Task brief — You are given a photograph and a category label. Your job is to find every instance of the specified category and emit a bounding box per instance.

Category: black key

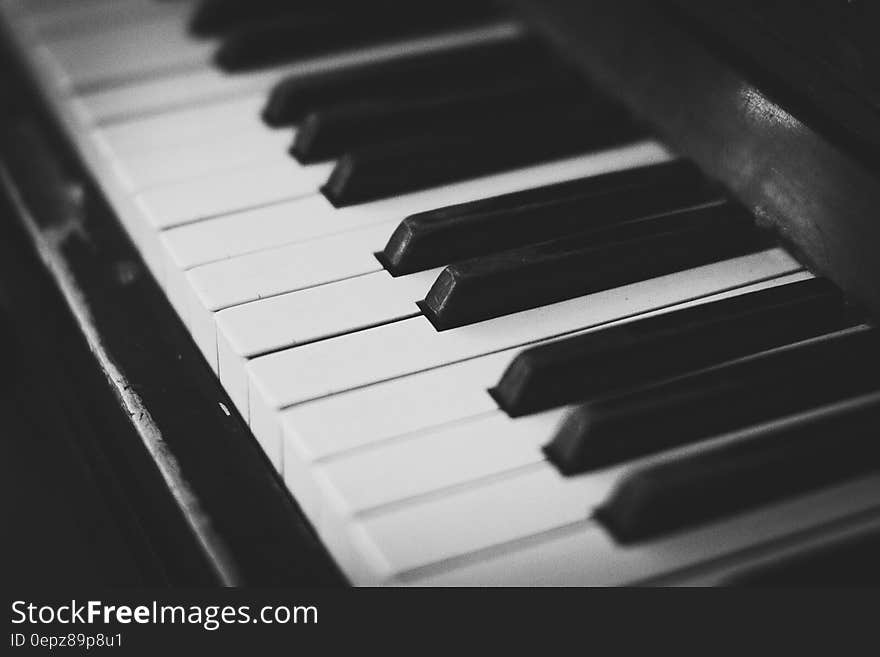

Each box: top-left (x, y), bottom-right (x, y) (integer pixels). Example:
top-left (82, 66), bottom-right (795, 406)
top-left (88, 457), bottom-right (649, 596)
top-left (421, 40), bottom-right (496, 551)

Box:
top-left (492, 278), bottom-right (860, 417)
top-left (546, 327), bottom-right (880, 475)
top-left (726, 529), bottom-right (880, 586)
top-left (420, 203), bottom-right (768, 330)
top-left (189, 0), bottom-right (340, 36)
top-left (380, 161), bottom-right (722, 276)
top-left (262, 39), bottom-right (564, 127)
top-left (322, 103), bottom-right (642, 206)
top-left (215, 2), bottom-right (506, 72)
top-left (291, 80), bottom-right (586, 163)
top-left (593, 383), bottom-right (880, 544)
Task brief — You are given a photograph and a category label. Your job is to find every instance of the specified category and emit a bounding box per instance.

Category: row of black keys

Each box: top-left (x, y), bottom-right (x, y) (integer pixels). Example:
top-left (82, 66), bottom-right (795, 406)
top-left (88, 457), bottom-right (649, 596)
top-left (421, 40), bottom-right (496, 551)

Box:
top-left (184, 0), bottom-right (649, 205)
top-left (491, 270), bottom-right (880, 548)
top-left (191, 0), bottom-right (792, 333)
top-left (181, 3), bottom-right (789, 333)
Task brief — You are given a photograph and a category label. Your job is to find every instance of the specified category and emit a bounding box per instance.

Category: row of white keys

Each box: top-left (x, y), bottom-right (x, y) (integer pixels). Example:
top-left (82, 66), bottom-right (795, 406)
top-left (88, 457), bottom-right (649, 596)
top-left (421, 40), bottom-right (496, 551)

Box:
top-left (277, 273), bottom-right (813, 571)
top-left (349, 395), bottom-right (880, 585)
top-left (404, 475), bottom-right (880, 587)
top-left (247, 249), bottom-right (803, 470)
top-left (172, 144), bottom-right (674, 365)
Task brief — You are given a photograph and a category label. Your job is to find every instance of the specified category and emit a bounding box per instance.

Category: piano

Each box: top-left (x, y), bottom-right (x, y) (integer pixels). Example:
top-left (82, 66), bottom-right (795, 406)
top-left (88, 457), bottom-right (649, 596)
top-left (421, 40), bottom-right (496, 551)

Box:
top-left (1, 0), bottom-right (878, 586)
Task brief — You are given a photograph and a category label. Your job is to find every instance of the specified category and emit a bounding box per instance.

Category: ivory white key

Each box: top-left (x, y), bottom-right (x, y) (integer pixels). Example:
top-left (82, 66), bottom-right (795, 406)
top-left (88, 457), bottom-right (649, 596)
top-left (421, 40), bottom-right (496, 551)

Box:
top-left (134, 157), bottom-right (334, 230)
top-left (69, 23), bottom-right (525, 125)
top-left (345, 464), bottom-right (612, 582)
top-left (403, 476), bottom-right (880, 587)
top-left (215, 268), bottom-right (439, 415)
top-left (283, 352), bottom-right (510, 461)
top-left (315, 410), bottom-right (563, 519)
top-left (111, 128), bottom-right (295, 191)
top-left (162, 143), bottom-right (673, 272)
top-left (71, 67), bottom-right (285, 126)
top-left (281, 352), bottom-right (511, 518)
top-left (92, 94), bottom-right (271, 160)
top-left (180, 222), bottom-right (395, 367)
top-left (248, 249), bottom-right (803, 468)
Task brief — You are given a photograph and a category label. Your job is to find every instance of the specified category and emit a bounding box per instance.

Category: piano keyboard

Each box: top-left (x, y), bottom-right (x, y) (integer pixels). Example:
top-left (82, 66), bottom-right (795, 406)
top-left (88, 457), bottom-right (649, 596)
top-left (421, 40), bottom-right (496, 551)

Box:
top-left (3, 0), bottom-right (880, 586)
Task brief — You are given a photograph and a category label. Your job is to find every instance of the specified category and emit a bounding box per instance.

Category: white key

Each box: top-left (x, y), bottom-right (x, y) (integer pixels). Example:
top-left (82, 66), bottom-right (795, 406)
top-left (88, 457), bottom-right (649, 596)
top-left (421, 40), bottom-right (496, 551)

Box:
top-left (70, 23), bottom-right (525, 125)
top-left (188, 221), bottom-right (393, 314)
top-left (247, 249), bottom-right (802, 468)
top-left (403, 476), bottom-right (880, 587)
top-left (182, 222), bottom-right (395, 368)
top-left (317, 410), bottom-right (563, 517)
top-left (72, 67), bottom-right (283, 126)
top-left (314, 412), bottom-right (568, 564)
top-left (283, 351), bottom-right (511, 461)
top-left (348, 464), bottom-right (611, 582)
top-left (38, 14), bottom-right (212, 90)
top-left (134, 158), bottom-right (334, 230)
top-left (110, 129), bottom-right (294, 191)
top-left (281, 352), bottom-right (511, 518)
top-left (215, 268), bottom-right (438, 415)
top-left (162, 143), bottom-right (673, 271)
top-left (92, 94), bottom-right (270, 160)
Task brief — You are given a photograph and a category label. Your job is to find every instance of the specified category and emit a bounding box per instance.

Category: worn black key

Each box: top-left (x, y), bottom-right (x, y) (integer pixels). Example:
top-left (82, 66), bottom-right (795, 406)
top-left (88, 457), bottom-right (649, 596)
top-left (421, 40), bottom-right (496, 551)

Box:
top-left (380, 161), bottom-right (723, 276)
top-left (322, 103), bottom-right (642, 206)
top-left (594, 384), bottom-right (880, 544)
top-left (421, 203), bottom-right (769, 330)
top-left (492, 277), bottom-right (860, 417)
top-left (726, 529), bottom-right (880, 586)
top-left (547, 327), bottom-right (880, 475)
top-left (215, 1), bottom-right (506, 72)
top-left (291, 80), bottom-right (585, 163)
top-left (189, 0), bottom-right (339, 36)
top-left (262, 38), bottom-right (563, 127)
